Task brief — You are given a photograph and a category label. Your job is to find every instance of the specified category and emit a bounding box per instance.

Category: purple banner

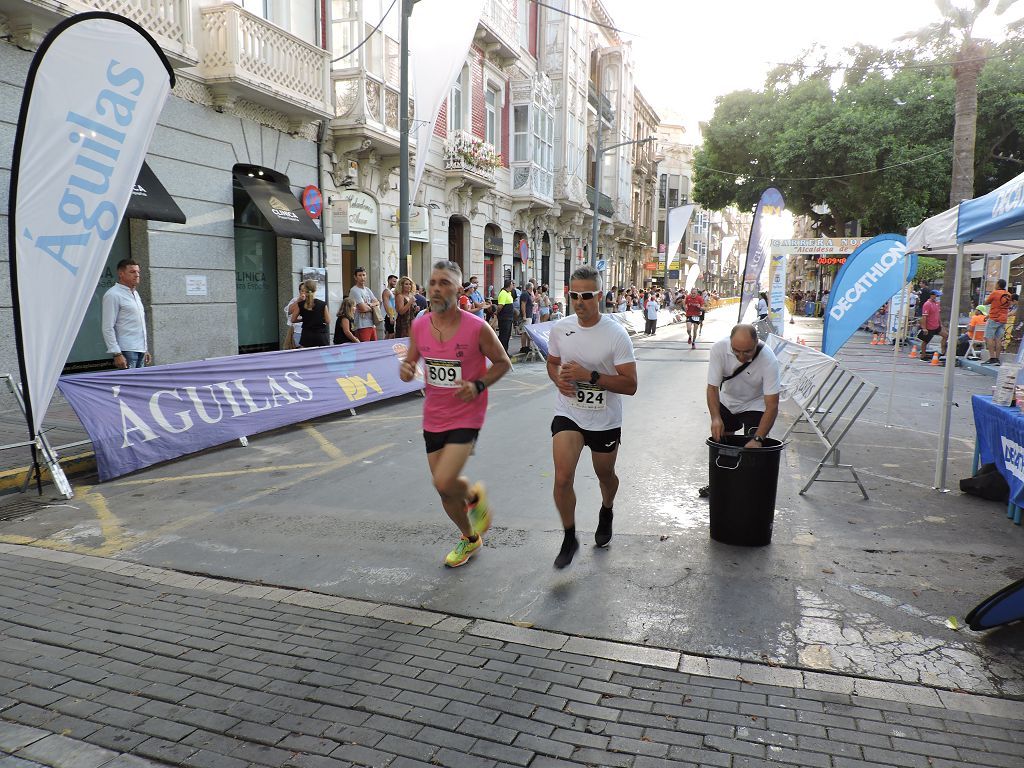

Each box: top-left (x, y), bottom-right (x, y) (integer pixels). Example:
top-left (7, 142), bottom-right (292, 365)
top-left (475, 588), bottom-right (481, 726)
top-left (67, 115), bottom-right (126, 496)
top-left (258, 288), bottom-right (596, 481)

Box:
top-left (57, 340), bottom-right (424, 481)
top-left (739, 187), bottom-right (785, 321)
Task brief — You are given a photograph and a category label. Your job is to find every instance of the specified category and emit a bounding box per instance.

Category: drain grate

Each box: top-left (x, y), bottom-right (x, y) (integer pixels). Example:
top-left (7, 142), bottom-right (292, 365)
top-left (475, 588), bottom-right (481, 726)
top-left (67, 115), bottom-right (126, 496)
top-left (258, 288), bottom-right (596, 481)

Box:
top-left (0, 493), bottom-right (63, 523)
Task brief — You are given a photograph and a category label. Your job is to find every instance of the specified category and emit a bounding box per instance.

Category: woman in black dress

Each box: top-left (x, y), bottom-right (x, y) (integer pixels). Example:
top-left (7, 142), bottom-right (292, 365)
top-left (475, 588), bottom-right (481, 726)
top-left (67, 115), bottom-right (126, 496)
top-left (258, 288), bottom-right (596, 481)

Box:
top-left (334, 298), bottom-right (360, 344)
top-left (289, 279), bottom-right (331, 347)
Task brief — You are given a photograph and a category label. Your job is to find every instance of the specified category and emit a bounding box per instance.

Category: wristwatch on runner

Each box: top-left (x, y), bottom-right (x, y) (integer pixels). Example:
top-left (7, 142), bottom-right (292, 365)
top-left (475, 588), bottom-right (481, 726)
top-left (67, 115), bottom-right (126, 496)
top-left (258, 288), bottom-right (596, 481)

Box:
top-left (474, 380), bottom-right (486, 395)
top-left (589, 370), bottom-right (600, 385)
top-left (752, 435), bottom-right (765, 444)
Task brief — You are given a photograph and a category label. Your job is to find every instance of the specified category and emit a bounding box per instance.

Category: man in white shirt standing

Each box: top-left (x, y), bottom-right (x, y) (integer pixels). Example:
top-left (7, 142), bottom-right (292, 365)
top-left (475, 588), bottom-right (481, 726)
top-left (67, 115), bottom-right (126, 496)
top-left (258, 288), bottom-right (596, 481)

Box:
top-left (546, 265), bottom-right (638, 568)
top-left (101, 259), bottom-right (150, 369)
top-left (698, 323), bottom-right (781, 497)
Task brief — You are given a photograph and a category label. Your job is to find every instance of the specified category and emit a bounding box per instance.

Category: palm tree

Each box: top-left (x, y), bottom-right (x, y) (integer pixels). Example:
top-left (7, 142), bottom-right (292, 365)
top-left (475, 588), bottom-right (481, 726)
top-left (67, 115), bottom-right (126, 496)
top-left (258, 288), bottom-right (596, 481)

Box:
top-left (902, 0), bottom-right (1020, 316)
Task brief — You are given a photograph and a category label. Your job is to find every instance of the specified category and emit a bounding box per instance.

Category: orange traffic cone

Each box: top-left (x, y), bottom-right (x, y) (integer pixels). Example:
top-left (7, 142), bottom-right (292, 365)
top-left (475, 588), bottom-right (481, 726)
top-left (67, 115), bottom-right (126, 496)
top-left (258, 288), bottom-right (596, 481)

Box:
top-left (930, 351), bottom-right (940, 366)
top-left (909, 345), bottom-right (919, 359)
top-left (871, 334), bottom-right (880, 345)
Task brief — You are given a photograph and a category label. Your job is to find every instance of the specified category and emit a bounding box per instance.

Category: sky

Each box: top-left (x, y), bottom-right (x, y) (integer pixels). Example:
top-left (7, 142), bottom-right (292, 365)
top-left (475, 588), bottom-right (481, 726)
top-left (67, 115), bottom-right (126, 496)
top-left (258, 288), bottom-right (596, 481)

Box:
top-left (598, 0), bottom-right (1024, 139)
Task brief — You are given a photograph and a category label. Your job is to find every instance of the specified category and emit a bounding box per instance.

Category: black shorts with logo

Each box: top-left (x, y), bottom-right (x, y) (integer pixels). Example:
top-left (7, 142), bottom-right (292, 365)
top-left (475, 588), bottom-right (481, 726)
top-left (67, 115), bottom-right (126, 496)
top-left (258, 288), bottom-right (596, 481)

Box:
top-left (423, 428), bottom-right (479, 454)
top-left (551, 415), bottom-right (621, 454)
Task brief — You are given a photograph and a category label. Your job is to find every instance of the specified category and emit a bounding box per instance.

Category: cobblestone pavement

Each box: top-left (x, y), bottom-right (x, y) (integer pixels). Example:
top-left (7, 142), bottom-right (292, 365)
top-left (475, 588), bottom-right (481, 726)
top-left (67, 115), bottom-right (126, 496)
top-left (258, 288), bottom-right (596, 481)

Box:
top-left (1, 543), bottom-right (1022, 768)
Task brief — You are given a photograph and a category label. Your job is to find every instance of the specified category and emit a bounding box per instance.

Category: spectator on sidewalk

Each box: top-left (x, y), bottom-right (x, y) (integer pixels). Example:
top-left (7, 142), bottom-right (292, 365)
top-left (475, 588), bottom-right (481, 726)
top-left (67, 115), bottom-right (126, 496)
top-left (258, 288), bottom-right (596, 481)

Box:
top-left (381, 274), bottom-right (398, 339)
top-left (394, 277), bottom-right (417, 339)
top-left (496, 278), bottom-right (516, 352)
top-left (349, 266), bottom-right (380, 342)
top-left (519, 282), bottom-right (536, 353)
top-left (917, 291), bottom-right (948, 360)
top-left (644, 293), bottom-right (659, 336)
top-left (334, 298), bottom-right (360, 344)
top-left (102, 259), bottom-right (150, 369)
top-left (283, 280), bottom-right (305, 350)
top-left (983, 279), bottom-right (1013, 366)
top-left (290, 279), bottom-right (331, 348)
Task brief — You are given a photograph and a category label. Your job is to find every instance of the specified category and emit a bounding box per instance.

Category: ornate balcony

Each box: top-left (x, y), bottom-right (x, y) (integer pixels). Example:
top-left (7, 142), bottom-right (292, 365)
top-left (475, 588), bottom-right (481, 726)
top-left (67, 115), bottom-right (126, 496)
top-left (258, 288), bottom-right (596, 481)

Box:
top-left (476, 0), bottom-right (519, 66)
top-left (0, 0), bottom-right (196, 65)
top-left (510, 162), bottom-right (553, 206)
top-left (331, 72), bottom-right (413, 164)
top-left (198, 3), bottom-right (331, 128)
top-left (444, 130), bottom-right (498, 189)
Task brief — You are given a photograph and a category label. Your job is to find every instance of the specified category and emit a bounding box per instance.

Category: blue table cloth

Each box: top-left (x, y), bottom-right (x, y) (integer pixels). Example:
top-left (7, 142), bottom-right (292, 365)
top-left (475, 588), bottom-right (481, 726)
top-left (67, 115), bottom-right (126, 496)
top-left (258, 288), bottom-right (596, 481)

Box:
top-left (973, 394), bottom-right (1024, 506)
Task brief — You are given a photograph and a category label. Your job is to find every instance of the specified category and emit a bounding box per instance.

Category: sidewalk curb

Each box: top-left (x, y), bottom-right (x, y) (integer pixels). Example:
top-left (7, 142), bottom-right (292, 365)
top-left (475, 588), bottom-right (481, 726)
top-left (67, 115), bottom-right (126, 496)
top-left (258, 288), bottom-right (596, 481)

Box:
top-left (1, 540), bottom-right (1021, 722)
top-left (0, 451), bottom-right (95, 493)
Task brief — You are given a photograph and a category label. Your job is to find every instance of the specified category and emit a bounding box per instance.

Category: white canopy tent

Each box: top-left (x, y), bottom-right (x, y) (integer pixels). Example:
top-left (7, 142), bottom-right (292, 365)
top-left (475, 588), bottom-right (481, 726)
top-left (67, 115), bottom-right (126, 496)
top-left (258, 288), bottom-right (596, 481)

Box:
top-left (906, 171), bottom-right (1024, 490)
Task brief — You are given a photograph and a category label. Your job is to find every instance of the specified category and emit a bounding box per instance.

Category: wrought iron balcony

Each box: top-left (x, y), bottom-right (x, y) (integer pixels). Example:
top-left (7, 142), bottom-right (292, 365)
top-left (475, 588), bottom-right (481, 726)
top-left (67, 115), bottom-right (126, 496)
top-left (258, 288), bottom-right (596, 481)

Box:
top-left (332, 72), bottom-right (413, 158)
top-left (444, 130), bottom-right (498, 187)
top-left (587, 185), bottom-right (615, 217)
top-left (0, 0), bottom-right (197, 65)
top-left (198, 3), bottom-right (331, 125)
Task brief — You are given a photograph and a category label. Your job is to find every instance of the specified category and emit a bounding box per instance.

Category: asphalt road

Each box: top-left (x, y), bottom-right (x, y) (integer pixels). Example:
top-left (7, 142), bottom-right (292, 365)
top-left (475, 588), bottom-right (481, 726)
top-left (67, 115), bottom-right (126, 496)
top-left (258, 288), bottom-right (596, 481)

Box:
top-left (2, 306), bottom-right (1023, 698)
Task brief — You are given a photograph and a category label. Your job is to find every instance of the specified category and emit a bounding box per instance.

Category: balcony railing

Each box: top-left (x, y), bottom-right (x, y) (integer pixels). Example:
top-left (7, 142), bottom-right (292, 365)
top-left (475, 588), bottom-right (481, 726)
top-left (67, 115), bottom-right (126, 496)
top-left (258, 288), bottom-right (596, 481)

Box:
top-left (333, 73), bottom-right (410, 135)
top-left (478, 0), bottom-right (519, 62)
top-left (199, 3), bottom-right (331, 118)
top-left (444, 131), bottom-right (498, 183)
top-left (7, 0), bottom-right (196, 65)
top-left (587, 185), bottom-right (615, 217)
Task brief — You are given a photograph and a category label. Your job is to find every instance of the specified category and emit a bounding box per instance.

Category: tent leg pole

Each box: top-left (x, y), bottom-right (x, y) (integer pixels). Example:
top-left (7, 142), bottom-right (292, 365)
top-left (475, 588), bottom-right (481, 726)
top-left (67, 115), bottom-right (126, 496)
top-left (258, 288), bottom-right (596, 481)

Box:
top-left (885, 253), bottom-right (912, 426)
top-left (935, 244), bottom-right (964, 491)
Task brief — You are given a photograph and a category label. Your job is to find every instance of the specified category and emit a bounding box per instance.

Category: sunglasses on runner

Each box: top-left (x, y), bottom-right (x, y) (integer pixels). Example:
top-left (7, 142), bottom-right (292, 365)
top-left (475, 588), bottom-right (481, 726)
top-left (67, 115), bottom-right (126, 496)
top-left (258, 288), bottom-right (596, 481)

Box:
top-left (568, 291), bottom-right (598, 301)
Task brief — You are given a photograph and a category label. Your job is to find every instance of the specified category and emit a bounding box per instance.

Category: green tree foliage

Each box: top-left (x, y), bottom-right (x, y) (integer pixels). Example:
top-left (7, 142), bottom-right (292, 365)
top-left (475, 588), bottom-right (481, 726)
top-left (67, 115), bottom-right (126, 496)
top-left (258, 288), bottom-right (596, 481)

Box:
top-left (693, 41), bottom-right (1024, 235)
top-left (915, 256), bottom-right (947, 284)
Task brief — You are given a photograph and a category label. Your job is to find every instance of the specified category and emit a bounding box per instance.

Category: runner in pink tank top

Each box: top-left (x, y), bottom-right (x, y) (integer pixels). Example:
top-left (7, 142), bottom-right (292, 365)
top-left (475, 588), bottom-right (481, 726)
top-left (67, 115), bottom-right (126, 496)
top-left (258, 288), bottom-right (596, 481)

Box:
top-left (399, 260), bottom-right (512, 568)
top-left (413, 310), bottom-right (489, 432)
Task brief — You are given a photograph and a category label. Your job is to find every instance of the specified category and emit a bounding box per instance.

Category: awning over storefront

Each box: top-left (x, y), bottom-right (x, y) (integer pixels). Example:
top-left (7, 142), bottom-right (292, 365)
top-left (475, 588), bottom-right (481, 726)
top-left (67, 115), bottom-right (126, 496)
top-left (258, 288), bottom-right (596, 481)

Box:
top-left (233, 165), bottom-right (324, 242)
top-left (126, 161), bottom-right (186, 224)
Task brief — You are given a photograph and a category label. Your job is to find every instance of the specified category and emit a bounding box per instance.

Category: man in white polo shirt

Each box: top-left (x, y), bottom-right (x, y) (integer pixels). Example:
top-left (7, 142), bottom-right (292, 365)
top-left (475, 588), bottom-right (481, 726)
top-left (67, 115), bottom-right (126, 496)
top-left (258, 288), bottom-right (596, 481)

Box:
top-left (698, 323), bottom-right (781, 498)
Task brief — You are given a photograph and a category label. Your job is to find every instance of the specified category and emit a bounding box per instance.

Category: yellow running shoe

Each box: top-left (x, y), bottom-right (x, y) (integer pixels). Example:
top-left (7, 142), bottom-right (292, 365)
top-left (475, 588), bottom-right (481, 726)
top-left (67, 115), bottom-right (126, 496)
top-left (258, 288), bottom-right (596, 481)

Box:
top-left (467, 482), bottom-right (492, 536)
top-left (444, 535), bottom-right (482, 567)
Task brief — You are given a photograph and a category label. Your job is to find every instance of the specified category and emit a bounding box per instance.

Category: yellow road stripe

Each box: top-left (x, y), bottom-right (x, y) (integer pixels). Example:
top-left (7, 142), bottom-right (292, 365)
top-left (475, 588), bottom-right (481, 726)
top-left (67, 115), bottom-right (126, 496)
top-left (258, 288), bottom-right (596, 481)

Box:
top-left (111, 462), bottom-right (325, 486)
top-left (303, 424), bottom-right (346, 461)
top-left (0, 443), bottom-right (393, 558)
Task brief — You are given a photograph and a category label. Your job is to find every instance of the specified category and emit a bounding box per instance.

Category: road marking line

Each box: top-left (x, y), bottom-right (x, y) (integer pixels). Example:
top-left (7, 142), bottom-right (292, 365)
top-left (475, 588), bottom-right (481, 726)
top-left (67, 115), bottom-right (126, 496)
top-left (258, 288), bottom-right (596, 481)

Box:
top-left (110, 462), bottom-right (326, 485)
top-left (303, 424), bottom-right (346, 461)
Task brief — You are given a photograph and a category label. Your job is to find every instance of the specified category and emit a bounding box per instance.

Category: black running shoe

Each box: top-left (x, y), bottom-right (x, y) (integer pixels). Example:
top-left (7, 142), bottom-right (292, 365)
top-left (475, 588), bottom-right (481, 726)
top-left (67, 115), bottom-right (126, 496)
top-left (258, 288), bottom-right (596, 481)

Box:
top-left (698, 485), bottom-right (710, 498)
top-left (554, 535), bottom-right (579, 569)
top-left (595, 506), bottom-right (613, 547)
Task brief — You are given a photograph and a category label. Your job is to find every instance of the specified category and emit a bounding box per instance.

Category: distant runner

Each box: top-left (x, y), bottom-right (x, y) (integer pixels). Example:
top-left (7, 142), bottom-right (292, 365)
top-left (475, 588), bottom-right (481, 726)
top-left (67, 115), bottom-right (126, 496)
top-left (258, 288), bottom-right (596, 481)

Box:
top-left (547, 265), bottom-right (638, 568)
top-left (400, 260), bottom-right (512, 567)
top-left (684, 288), bottom-right (705, 350)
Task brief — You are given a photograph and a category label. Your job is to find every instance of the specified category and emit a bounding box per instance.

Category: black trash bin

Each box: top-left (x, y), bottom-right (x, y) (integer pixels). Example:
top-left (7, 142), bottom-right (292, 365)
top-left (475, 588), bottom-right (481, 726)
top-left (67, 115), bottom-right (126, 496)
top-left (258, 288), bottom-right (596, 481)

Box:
top-left (705, 435), bottom-right (786, 546)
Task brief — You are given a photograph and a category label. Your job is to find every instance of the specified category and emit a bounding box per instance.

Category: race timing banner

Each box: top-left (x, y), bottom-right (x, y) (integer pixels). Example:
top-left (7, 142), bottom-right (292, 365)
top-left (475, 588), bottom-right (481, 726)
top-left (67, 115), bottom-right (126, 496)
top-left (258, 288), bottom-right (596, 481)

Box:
top-left (821, 234), bottom-right (916, 357)
top-left (8, 13), bottom-right (174, 437)
top-left (58, 341), bottom-right (424, 481)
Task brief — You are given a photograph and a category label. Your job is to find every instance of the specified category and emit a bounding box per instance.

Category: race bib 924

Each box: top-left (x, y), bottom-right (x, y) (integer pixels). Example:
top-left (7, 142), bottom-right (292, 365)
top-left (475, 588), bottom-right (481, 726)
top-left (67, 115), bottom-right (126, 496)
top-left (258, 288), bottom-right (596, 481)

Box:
top-left (573, 382), bottom-right (606, 410)
top-left (425, 358), bottom-right (462, 388)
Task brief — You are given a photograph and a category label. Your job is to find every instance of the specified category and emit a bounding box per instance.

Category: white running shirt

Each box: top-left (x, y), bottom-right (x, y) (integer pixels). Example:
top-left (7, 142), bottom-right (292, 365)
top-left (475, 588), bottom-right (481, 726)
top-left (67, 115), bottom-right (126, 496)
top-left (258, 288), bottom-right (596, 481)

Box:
top-left (548, 314), bottom-right (635, 430)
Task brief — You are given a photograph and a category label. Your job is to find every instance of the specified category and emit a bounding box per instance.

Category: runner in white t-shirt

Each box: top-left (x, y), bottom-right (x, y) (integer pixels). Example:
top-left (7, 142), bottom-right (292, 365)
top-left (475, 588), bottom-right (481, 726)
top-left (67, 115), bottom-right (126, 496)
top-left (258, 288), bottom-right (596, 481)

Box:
top-left (546, 265), bottom-right (638, 568)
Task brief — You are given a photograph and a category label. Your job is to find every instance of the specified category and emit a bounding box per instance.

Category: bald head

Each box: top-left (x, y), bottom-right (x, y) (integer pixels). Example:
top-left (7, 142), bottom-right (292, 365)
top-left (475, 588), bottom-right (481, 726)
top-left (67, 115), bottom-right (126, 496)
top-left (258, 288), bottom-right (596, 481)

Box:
top-left (731, 324), bottom-right (758, 343)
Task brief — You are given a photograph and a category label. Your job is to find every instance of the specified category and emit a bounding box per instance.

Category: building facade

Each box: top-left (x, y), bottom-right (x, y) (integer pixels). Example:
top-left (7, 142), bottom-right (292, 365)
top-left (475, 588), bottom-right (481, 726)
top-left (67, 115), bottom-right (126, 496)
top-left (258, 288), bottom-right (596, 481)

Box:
top-left (0, 0), bottom-right (660, 381)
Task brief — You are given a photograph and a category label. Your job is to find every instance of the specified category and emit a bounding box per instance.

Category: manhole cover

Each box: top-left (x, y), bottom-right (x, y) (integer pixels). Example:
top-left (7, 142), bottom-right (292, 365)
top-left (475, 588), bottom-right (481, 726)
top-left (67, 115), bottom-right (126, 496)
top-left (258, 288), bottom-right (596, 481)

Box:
top-left (0, 493), bottom-right (63, 523)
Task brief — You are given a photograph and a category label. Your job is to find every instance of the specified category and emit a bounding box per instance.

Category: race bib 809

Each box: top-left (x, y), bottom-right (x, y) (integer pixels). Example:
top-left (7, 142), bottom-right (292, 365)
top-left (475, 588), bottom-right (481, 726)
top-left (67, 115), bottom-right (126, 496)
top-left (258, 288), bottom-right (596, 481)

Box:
top-left (425, 358), bottom-right (462, 388)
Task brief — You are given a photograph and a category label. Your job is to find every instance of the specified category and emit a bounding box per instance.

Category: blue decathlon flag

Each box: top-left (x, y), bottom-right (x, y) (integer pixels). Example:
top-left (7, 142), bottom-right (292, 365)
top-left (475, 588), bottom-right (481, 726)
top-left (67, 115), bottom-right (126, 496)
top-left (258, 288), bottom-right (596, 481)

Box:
top-left (821, 234), bottom-right (916, 357)
top-left (956, 171), bottom-right (1024, 244)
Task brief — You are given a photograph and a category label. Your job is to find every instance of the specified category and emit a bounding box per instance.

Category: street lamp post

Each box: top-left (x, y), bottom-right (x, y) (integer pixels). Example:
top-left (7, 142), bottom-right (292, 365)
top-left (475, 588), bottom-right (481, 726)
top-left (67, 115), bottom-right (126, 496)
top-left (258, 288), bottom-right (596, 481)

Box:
top-left (589, 135), bottom-right (655, 270)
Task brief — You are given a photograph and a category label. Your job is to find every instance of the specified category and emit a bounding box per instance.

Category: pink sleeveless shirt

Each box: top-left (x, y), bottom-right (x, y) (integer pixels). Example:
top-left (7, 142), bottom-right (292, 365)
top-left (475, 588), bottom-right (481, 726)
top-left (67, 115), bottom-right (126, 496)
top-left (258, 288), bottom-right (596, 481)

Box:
top-left (412, 311), bottom-right (489, 432)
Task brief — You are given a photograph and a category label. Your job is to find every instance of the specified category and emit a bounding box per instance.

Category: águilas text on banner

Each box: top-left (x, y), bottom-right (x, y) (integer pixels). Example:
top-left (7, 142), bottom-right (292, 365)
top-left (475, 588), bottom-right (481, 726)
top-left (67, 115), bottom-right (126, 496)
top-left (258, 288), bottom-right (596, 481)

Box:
top-left (9, 12), bottom-right (175, 438)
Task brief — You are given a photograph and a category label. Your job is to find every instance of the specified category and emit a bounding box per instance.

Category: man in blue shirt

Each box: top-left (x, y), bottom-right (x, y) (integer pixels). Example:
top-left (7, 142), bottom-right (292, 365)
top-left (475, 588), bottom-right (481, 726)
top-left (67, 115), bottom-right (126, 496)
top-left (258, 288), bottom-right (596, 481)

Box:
top-left (468, 275), bottom-right (488, 318)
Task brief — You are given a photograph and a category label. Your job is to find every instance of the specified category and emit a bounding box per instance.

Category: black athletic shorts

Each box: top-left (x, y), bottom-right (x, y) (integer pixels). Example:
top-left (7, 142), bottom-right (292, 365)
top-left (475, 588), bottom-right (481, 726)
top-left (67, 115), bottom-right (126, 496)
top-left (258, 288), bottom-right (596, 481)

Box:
top-left (423, 428), bottom-right (479, 454)
top-left (551, 415), bottom-right (621, 454)
top-left (719, 404), bottom-right (762, 435)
